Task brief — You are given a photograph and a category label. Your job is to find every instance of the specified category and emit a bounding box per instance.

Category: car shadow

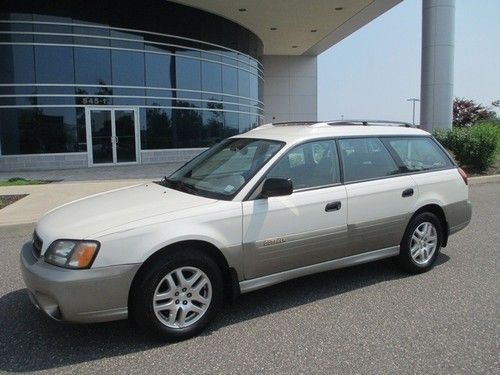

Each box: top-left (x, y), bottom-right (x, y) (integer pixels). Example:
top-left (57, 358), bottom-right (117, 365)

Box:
top-left (0, 253), bottom-right (449, 372)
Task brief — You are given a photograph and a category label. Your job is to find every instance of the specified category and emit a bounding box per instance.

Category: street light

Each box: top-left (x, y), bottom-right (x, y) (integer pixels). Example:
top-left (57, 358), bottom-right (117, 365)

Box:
top-left (407, 98), bottom-right (420, 126)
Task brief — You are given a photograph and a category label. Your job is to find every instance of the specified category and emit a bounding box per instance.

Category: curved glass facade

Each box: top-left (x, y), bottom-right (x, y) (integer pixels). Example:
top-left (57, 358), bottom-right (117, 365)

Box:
top-left (0, 1), bottom-right (264, 156)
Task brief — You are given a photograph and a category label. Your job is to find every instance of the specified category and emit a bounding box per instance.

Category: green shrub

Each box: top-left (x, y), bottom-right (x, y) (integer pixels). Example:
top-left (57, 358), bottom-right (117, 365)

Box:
top-left (433, 122), bottom-right (500, 172)
top-left (7, 177), bottom-right (29, 183)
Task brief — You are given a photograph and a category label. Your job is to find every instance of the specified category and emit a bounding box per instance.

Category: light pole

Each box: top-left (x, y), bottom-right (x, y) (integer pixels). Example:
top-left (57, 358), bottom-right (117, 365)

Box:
top-left (407, 98), bottom-right (420, 126)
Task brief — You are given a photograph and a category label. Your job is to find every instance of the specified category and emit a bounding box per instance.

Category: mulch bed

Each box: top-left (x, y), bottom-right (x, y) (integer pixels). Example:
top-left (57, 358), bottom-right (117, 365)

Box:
top-left (0, 194), bottom-right (28, 210)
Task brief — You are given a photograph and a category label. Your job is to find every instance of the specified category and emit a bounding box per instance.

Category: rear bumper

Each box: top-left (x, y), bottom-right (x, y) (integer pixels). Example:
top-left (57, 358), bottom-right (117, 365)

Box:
top-left (20, 242), bottom-right (141, 323)
top-left (447, 200), bottom-right (472, 235)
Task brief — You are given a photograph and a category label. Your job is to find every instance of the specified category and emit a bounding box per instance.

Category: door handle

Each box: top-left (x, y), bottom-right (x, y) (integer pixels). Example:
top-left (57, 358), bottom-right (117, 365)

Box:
top-left (402, 188), bottom-right (414, 197)
top-left (325, 201), bottom-right (341, 212)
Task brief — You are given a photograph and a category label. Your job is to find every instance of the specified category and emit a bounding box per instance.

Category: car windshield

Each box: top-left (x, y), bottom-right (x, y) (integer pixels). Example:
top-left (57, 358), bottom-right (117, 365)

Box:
top-left (159, 138), bottom-right (284, 200)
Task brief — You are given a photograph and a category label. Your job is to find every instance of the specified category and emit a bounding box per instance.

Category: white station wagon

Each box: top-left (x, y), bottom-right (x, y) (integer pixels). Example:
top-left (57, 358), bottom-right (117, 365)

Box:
top-left (21, 120), bottom-right (472, 341)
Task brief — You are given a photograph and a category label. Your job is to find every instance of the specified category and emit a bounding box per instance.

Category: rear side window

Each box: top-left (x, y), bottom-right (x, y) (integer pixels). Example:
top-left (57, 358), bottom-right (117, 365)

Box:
top-left (339, 138), bottom-right (399, 182)
top-left (386, 137), bottom-right (452, 172)
top-left (267, 140), bottom-right (340, 189)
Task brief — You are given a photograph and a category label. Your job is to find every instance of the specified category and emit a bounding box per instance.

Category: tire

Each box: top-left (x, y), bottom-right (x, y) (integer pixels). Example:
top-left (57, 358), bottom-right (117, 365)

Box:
top-left (398, 212), bottom-right (443, 274)
top-left (130, 247), bottom-right (223, 341)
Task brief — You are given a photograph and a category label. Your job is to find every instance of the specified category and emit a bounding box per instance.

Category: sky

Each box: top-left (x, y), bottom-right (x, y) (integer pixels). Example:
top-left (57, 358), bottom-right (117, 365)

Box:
top-left (317, 0), bottom-right (500, 123)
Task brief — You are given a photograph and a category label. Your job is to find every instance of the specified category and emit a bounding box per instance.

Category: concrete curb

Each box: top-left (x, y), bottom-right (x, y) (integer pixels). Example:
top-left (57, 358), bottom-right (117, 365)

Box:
top-left (469, 174), bottom-right (500, 185)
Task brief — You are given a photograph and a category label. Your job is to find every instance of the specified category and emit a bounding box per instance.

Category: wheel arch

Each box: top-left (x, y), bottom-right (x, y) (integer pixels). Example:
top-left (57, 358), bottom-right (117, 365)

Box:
top-left (409, 204), bottom-right (449, 247)
top-left (128, 240), bottom-right (240, 311)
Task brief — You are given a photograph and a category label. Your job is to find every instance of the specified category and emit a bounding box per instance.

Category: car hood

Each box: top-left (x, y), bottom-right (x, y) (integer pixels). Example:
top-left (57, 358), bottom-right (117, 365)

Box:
top-left (36, 182), bottom-right (218, 240)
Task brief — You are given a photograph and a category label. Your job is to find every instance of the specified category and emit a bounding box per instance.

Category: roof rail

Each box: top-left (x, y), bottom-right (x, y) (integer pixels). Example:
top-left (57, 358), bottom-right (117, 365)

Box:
top-left (271, 121), bottom-right (319, 126)
top-left (327, 120), bottom-right (416, 128)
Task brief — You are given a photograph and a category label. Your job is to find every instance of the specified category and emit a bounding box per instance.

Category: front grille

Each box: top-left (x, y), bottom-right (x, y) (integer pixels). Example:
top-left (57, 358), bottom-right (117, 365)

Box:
top-left (32, 231), bottom-right (43, 258)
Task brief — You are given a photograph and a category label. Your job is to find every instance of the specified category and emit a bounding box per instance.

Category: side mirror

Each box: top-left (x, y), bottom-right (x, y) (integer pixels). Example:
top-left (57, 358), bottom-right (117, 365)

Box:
top-left (260, 178), bottom-right (293, 198)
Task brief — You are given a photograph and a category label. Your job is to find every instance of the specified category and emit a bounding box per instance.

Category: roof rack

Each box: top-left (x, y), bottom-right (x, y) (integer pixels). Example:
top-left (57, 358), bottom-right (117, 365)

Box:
top-left (326, 120), bottom-right (416, 128)
top-left (268, 120), bottom-right (417, 128)
top-left (271, 121), bottom-right (319, 126)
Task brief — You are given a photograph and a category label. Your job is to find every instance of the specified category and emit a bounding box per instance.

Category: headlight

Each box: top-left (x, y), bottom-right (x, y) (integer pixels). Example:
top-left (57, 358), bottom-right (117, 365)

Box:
top-left (44, 240), bottom-right (100, 269)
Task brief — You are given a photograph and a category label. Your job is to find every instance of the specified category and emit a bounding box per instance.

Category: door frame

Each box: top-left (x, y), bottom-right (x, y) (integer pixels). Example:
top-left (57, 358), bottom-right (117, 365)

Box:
top-left (85, 106), bottom-right (141, 167)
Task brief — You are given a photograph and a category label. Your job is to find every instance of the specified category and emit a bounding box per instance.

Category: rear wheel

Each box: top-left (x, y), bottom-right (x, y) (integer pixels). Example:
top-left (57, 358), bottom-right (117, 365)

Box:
top-left (130, 248), bottom-right (223, 341)
top-left (398, 212), bottom-right (443, 273)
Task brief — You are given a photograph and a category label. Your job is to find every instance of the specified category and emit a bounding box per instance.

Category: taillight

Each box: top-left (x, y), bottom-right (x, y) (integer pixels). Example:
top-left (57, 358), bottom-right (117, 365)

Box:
top-left (458, 167), bottom-right (468, 185)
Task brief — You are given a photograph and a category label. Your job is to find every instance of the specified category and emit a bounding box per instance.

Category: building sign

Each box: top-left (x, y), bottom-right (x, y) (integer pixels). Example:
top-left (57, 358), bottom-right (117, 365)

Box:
top-left (78, 97), bottom-right (109, 105)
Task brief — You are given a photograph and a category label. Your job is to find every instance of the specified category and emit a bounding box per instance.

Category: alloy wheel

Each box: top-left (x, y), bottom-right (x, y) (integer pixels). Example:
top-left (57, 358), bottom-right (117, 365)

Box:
top-left (152, 266), bottom-right (212, 328)
top-left (410, 221), bottom-right (438, 265)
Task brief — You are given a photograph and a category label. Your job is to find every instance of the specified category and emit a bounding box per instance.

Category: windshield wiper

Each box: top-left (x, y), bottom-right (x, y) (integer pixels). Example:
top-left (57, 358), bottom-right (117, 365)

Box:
top-left (160, 178), bottom-right (199, 195)
top-left (155, 176), bottom-right (173, 188)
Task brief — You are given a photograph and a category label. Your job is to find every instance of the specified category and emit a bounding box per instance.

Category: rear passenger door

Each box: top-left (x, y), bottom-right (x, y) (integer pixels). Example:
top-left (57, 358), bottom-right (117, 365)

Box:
top-left (338, 137), bottom-right (417, 255)
top-left (383, 136), bottom-right (465, 229)
top-left (242, 139), bottom-right (348, 279)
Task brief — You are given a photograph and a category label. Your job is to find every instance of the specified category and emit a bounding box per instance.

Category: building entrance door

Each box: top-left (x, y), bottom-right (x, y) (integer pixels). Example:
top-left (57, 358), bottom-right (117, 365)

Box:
top-left (85, 107), bottom-right (140, 166)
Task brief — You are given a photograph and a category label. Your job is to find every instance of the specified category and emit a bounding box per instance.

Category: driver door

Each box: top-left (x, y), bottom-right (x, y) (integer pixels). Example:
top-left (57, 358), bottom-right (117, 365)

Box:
top-left (241, 140), bottom-right (348, 279)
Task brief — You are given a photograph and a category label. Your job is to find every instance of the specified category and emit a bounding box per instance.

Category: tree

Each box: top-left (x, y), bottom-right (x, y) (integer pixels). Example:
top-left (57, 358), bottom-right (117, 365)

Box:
top-left (453, 98), bottom-right (496, 127)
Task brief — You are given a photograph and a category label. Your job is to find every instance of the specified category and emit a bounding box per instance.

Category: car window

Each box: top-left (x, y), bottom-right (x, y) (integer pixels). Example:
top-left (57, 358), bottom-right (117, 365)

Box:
top-left (339, 138), bottom-right (399, 182)
top-left (166, 138), bottom-right (283, 199)
top-left (386, 137), bottom-right (452, 171)
top-left (267, 140), bottom-right (340, 189)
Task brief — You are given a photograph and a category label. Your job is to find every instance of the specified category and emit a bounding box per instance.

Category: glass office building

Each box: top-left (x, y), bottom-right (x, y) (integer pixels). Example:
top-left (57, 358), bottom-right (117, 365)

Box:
top-left (0, 0), bottom-right (263, 169)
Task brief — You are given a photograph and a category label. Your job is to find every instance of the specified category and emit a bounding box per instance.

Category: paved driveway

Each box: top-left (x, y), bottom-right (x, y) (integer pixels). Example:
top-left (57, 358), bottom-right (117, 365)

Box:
top-left (0, 183), bottom-right (498, 374)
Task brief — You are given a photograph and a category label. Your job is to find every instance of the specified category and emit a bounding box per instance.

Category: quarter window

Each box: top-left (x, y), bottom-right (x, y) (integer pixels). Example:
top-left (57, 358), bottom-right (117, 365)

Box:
top-left (339, 138), bottom-right (399, 182)
top-left (267, 140), bottom-right (340, 189)
top-left (386, 137), bottom-right (452, 171)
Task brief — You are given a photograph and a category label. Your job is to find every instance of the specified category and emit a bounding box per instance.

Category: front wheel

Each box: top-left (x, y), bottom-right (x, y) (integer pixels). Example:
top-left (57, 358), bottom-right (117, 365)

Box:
top-left (130, 249), bottom-right (223, 341)
top-left (398, 212), bottom-right (443, 273)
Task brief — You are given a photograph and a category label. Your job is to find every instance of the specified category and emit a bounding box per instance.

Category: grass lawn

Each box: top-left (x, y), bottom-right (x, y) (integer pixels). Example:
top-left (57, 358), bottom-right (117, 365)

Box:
top-left (0, 194), bottom-right (28, 209)
top-left (0, 177), bottom-right (52, 187)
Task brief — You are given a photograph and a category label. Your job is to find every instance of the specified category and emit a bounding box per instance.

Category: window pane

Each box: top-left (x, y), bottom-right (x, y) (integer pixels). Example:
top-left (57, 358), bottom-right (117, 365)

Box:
top-left (222, 66), bottom-right (238, 95)
top-left (145, 52), bottom-right (173, 88)
top-left (238, 70), bottom-right (250, 99)
top-left (0, 45), bottom-right (35, 84)
top-left (201, 61), bottom-right (222, 93)
top-left (339, 138), bottom-right (399, 182)
top-left (387, 137), bottom-right (451, 171)
top-left (202, 108), bottom-right (223, 147)
top-left (142, 108), bottom-right (174, 149)
top-left (223, 112), bottom-right (239, 138)
top-left (172, 108), bottom-right (203, 148)
top-left (0, 107), bottom-right (77, 154)
top-left (249, 73), bottom-right (258, 100)
top-left (268, 140), bottom-right (340, 189)
top-left (74, 48), bottom-right (112, 86)
top-left (175, 56), bottom-right (201, 91)
top-left (238, 113), bottom-right (250, 133)
top-left (111, 50), bottom-right (145, 86)
top-left (35, 46), bottom-right (75, 84)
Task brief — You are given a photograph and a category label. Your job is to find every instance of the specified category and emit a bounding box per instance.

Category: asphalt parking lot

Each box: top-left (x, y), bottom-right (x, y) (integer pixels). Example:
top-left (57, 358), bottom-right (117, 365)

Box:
top-left (0, 183), bottom-right (498, 374)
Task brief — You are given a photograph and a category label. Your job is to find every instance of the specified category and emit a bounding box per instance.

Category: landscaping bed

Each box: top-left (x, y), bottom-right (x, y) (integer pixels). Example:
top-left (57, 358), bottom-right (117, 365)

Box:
top-left (0, 177), bottom-right (57, 187)
top-left (0, 194), bottom-right (28, 209)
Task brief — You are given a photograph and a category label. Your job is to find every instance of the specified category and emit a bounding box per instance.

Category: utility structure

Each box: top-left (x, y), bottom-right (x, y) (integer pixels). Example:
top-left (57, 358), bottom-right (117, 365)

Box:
top-left (407, 98), bottom-right (420, 126)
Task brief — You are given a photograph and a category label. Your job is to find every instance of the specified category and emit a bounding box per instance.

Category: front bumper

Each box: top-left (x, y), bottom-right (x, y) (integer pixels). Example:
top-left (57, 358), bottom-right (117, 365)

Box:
top-left (20, 242), bottom-right (141, 323)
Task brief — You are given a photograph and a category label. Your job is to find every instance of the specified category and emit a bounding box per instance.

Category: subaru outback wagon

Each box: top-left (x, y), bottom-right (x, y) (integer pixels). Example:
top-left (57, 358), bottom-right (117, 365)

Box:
top-left (21, 121), bottom-right (472, 341)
